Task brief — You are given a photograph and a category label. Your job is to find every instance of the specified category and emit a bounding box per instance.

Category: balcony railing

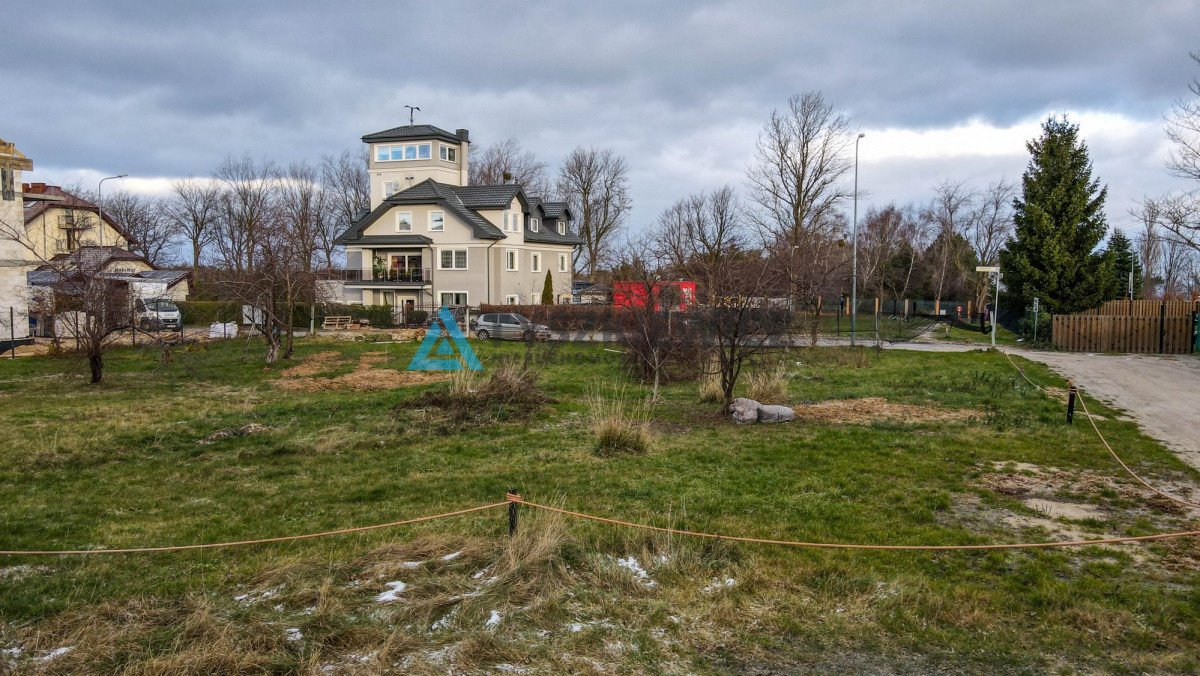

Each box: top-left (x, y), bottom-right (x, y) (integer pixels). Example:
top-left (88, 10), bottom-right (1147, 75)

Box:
top-left (323, 268), bottom-right (430, 284)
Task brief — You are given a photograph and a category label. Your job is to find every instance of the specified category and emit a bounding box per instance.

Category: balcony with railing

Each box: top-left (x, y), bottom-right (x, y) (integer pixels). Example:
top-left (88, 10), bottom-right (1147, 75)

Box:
top-left (323, 268), bottom-right (430, 285)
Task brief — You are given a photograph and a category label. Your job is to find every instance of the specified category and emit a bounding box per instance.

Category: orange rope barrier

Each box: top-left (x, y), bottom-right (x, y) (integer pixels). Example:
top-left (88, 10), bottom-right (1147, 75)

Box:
top-left (0, 501), bottom-right (509, 556)
top-left (507, 495), bottom-right (1200, 550)
top-left (1002, 350), bottom-right (1200, 509)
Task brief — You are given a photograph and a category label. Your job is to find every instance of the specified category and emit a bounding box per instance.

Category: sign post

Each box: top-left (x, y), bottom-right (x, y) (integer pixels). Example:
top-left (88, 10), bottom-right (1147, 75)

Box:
top-left (1032, 297), bottom-right (1040, 343)
top-left (976, 266), bottom-right (1001, 347)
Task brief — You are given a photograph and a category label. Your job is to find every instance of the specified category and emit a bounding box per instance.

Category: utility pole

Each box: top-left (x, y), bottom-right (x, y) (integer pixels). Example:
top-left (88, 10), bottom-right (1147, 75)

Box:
top-left (97, 174), bottom-right (127, 248)
top-left (850, 133), bottom-right (865, 347)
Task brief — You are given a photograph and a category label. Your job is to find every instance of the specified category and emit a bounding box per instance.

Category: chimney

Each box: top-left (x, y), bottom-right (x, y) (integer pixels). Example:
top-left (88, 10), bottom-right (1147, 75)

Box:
top-left (456, 129), bottom-right (470, 143)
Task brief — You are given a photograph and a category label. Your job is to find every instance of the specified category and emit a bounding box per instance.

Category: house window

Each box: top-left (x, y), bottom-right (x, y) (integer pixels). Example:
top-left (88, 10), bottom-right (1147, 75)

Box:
top-left (439, 249), bottom-right (468, 270)
top-left (505, 294), bottom-right (519, 305)
top-left (1, 169), bottom-right (13, 201)
top-left (376, 143), bottom-right (432, 162)
top-left (512, 213), bottom-right (521, 231)
top-left (439, 291), bottom-right (468, 306)
top-left (558, 253), bottom-right (568, 272)
top-left (440, 145), bottom-right (457, 161)
top-left (531, 252), bottom-right (541, 272)
top-left (396, 211), bottom-right (413, 232)
top-left (505, 249), bottom-right (518, 271)
top-left (503, 212), bottom-right (509, 231)
top-left (429, 210), bottom-right (444, 231)
top-left (531, 218), bottom-right (539, 233)
top-left (557, 222), bottom-right (566, 235)
top-left (383, 181), bottom-right (399, 198)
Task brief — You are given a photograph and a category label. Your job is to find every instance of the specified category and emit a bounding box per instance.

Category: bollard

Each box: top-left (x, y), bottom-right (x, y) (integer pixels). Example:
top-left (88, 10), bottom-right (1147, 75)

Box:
top-left (507, 488), bottom-right (520, 537)
top-left (1066, 381), bottom-right (1076, 424)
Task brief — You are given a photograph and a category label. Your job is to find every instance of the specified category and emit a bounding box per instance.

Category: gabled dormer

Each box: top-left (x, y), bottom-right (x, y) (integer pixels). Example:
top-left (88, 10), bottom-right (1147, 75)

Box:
top-left (362, 124), bottom-right (470, 207)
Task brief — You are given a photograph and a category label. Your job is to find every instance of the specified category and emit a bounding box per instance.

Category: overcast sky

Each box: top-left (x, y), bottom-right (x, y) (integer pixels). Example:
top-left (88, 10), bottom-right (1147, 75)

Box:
top-left (4, 0), bottom-right (1198, 241)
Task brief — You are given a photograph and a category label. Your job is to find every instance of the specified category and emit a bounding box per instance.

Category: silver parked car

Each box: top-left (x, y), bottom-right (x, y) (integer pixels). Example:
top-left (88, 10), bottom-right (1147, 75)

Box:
top-left (470, 312), bottom-right (551, 341)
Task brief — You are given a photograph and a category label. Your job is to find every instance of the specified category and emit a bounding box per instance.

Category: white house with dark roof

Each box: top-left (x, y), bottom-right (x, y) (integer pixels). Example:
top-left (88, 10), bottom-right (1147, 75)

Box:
top-left (333, 124), bottom-right (580, 311)
top-left (1, 137), bottom-right (34, 349)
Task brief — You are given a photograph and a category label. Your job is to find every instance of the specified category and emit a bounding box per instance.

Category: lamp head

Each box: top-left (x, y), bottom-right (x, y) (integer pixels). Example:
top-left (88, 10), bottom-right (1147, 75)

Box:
top-left (858, 133), bottom-right (866, 139)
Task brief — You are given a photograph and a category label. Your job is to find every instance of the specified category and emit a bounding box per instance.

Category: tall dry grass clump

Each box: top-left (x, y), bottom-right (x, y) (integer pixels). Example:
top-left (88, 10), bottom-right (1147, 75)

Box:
top-left (588, 385), bottom-right (652, 456)
top-left (745, 363), bottom-right (789, 403)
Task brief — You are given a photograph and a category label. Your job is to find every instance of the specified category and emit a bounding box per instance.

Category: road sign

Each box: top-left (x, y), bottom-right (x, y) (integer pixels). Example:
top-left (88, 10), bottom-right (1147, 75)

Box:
top-left (976, 266), bottom-right (1000, 273)
top-left (1033, 297), bottom-right (1039, 312)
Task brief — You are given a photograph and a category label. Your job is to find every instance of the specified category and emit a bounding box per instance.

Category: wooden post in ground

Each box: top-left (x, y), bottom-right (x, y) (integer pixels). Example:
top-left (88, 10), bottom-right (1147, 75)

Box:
top-left (508, 489), bottom-right (520, 536)
top-left (1066, 381), bottom-right (1076, 424)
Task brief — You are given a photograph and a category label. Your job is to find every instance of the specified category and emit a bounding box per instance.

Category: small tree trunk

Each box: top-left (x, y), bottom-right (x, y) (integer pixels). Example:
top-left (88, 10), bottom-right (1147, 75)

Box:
top-left (89, 352), bottom-right (103, 384)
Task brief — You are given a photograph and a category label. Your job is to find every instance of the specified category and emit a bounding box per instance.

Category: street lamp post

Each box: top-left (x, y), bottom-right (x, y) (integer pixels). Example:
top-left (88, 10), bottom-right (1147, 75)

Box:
top-left (97, 174), bottom-right (128, 248)
top-left (850, 133), bottom-right (865, 347)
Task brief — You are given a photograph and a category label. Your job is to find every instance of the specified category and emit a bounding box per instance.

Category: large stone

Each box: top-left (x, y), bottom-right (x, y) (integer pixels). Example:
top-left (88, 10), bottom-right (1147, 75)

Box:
top-left (730, 397), bottom-right (761, 424)
top-left (758, 404), bottom-right (796, 424)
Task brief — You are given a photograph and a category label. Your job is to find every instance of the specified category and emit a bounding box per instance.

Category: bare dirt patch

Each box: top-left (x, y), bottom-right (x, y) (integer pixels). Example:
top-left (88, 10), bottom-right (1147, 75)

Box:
top-left (276, 351), bottom-right (450, 392)
top-left (790, 397), bottom-right (977, 424)
top-left (279, 350), bottom-right (346, 377)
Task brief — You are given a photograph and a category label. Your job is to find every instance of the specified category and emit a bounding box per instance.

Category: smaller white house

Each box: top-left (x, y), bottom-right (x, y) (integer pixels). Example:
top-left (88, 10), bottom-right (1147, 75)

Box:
top-left (0, 137), bottom-right (34, 350)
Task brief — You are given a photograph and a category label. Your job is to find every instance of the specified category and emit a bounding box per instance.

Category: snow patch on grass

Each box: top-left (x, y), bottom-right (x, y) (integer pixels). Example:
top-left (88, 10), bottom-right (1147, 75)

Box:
top-left (375, 580), bottom-right (407, 603)
top-left (485, 610), bottom-right (503, 629)
top-left (615, 556), bottom-right (657, 587)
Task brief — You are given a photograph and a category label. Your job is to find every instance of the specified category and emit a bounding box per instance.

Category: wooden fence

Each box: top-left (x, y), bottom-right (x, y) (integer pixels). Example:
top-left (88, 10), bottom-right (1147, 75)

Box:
top-left (1077, 299), bottom-right (1199, 317)
top-left (1052, 313), bottom-right (1196, 354)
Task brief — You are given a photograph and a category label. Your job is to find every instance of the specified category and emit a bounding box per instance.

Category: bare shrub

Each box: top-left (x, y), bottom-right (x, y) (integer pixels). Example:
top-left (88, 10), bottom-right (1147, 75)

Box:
top-left (403, 365), bottom-right (550, 433)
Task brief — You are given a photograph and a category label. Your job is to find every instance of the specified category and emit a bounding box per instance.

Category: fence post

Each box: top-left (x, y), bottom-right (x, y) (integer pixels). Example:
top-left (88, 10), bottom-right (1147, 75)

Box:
top-left (1158, 301), bottom-right (1167, 354)
top-left (507, 488), bottom-right (520, 537)
top-left (1066, 381), bottom-right (1076, 424)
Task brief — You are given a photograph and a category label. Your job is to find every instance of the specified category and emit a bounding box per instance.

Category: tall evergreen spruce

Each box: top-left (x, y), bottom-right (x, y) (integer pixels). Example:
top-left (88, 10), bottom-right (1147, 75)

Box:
top-left (999, 117), bottom-right (1116, 314)
top-left (541, 270), bottom-right (555, 304)
top-left (1106, 229), bottom-right (1142, 299)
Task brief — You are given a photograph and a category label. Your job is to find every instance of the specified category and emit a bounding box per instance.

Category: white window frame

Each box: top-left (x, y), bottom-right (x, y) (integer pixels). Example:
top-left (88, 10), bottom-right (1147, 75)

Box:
top-left (440, 145), bottom-right (457, 162)
top-left (383, 181), bottom-right (399, 198)
top-left (531, 252), bottom-right (541, 272)
top-left (530, 292), bottom-right (540, 304)
top-left (428, 210), bottom-right (445, 232)
top-left (512, 213), bottom-right (522, 232)
top-left (531, 218), bottom-right (539, 233)
top-left (376, 143), bottom-right (432, 162)
top-left (505, 248), bottom-right (519, 271)
top-left (557, 221), bottom-right (566, 235)
top-left (505, 294), bottom-right (519, 305)
top-left (439, 291), bottom-right (468, 307)
top-left (437, 248), bottom-right (468, 270)
top-left (558, 253), bottom-right (568, 272)
top-left (396, 211), bottom-right (413, 232)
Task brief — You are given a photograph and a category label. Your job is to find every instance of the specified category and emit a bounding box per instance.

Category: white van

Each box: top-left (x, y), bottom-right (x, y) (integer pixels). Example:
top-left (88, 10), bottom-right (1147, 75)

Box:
top-left (134, 298), bottom-right (182, 332)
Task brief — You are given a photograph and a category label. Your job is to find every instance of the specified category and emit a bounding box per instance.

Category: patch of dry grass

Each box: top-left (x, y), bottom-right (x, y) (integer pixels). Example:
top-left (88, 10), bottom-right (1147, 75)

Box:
top-left (588, 385), bottom-right (652, 456)
top-left (746, 363), bottom-right (789, 403)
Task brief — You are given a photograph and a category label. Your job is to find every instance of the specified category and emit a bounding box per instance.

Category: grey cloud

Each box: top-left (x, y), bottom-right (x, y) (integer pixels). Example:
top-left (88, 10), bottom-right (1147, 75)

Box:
top-left (3, 0), bottom-right (1196, 236)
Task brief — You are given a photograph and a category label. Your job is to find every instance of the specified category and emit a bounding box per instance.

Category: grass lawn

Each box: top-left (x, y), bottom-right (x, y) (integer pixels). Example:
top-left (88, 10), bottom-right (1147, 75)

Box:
top-left (1, 337), bottom-right (1198, 673)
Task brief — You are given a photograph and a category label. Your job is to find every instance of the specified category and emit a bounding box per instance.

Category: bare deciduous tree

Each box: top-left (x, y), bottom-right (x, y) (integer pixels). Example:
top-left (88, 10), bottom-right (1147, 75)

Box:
top-left (1157, 52), bottom-right (1200, 255)
top-left (469, 137), bottom-right (551, 197)
top-left (320, 149), bottom-right (369, 268)
top-left (557, 147), bottom-right (631, 277)
top-left (1133, 199), bottom-right (1163, 298)
top-left (747, 91), bottom-right (856, 337)
top-left (164, 178), bottom-right (222, 269)
top-left (963, 179), bottom-right (1015, 311)
top-left (102, 190), bottom-right (176, 266)
top-left (214, 156), bottom-right (278, 273)
top-left (278, 161), bottom-right (328, 272)
top-left (922, 180), bottom-right (975, 308)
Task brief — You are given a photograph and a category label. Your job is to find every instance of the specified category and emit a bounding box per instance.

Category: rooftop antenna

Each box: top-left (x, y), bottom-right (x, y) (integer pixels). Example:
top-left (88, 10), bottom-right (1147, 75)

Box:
top-left (405, 105), bottom-right (420, 126)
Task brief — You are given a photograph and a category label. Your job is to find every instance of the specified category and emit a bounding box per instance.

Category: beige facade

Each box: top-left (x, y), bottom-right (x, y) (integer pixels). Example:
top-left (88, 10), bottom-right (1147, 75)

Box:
top-left (337, 123), bottom-right (578, 311)
top-left (23, 202), bottom-right (129, 262)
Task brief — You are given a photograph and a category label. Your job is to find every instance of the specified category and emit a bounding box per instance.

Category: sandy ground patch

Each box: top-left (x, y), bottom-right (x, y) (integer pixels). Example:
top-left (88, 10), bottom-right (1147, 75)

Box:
top-left (276, 351), bottom-right (450, 392)
top-left (790, 397), bottom-right (977, 424)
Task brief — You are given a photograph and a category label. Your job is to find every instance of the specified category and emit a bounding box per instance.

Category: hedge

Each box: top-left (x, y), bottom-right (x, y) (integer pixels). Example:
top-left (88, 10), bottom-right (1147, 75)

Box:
top-left (478, 304), bottom-right (628, 330)
top-left (177, 301), bottom-right (242, 325)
